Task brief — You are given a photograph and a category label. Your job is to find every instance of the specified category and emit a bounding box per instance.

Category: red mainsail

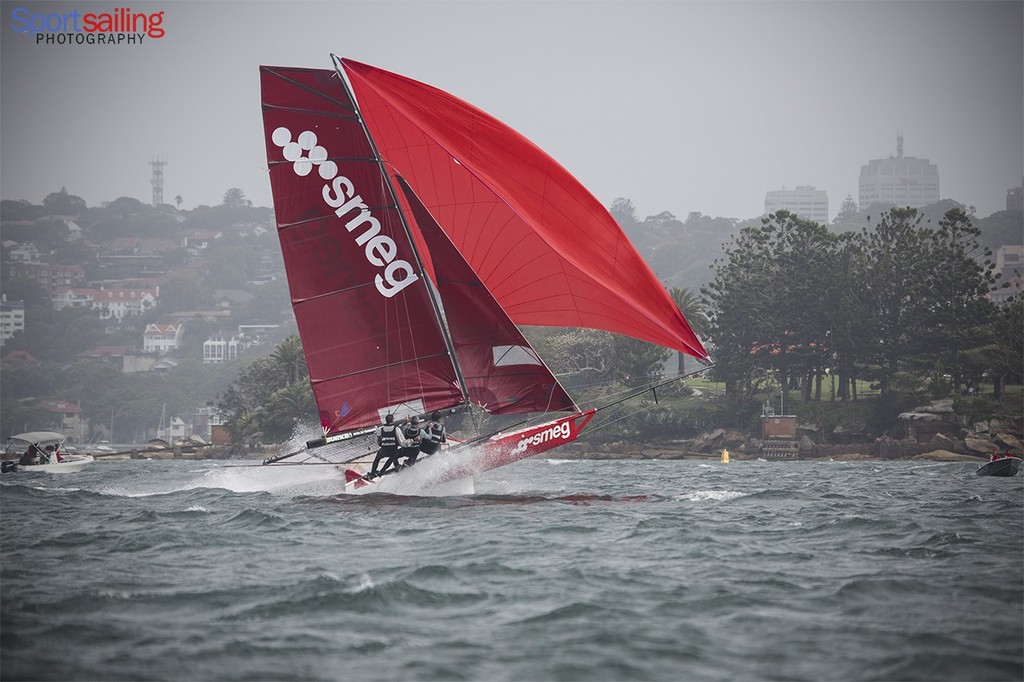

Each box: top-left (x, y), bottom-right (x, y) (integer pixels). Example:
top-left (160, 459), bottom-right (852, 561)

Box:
top-left (340, 58), bottom-right (708, 360)
top-left (260, 66), bottom-right (464, 435)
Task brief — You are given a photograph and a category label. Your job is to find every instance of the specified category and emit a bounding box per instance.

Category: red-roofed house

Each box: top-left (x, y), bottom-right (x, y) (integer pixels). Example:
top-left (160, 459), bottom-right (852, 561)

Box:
top-left (8, 262), bottom-right (86, 292)
top-left (1, 350), bottom-right (37, 366)
top-left (53, 287), bottom-right (158, 320)
top-left (52, 288), bottom-right (97, 310)
top-left (93, 287), bottom-right (158, 320)
top-left (36, 399), bottom-right (83, 438)
top-left (143, 323), bottom-right (184, 353)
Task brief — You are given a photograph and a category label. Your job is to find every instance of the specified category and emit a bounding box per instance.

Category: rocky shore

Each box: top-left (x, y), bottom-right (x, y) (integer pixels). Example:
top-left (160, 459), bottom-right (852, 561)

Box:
top-left (551, 419), bottom-right (1022, 463)
top-left (90, 399), bottom-right (1022, 465)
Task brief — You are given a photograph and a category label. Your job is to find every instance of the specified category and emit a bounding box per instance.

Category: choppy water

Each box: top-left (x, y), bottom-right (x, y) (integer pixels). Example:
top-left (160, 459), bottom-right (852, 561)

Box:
top-left (1, 458), bottom-right (1021, 682)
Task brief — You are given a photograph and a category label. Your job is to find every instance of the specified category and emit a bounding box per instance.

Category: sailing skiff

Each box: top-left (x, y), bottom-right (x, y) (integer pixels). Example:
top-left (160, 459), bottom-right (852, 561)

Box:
top-left (259, 56), bottom-right (708, 493)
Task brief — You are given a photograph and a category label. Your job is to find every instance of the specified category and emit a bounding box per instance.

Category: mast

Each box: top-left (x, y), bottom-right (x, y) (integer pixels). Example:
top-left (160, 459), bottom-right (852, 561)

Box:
top-left (329, 54), bottom-right (470, 411)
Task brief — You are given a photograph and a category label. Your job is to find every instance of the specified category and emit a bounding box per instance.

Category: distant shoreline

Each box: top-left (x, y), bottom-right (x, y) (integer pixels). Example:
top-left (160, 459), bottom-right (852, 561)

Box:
top-left (83, 444), bottom-right (986, 464)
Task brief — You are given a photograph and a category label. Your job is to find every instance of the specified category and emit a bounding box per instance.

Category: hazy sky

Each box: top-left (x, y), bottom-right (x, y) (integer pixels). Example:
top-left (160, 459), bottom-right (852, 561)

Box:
top-left (2, 1), bottom-right (1021, 222)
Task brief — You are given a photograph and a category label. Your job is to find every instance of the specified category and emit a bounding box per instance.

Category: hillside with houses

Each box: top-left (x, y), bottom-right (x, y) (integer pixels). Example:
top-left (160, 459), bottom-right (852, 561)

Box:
top-left (1, 188), bottom-right (297, 444)
top-left (2, 187), bottom-right (1021, 455)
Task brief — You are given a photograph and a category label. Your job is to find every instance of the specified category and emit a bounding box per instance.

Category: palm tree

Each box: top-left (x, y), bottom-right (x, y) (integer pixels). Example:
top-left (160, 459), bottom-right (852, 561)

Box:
top-left (271, 336), bottom-right (307, 386)
top-left (264, 383), bottom-right (316, 440)
top-left (231, 409), bottom-right (264, 444)
top-left (670, 286), bottom-right (709, 373)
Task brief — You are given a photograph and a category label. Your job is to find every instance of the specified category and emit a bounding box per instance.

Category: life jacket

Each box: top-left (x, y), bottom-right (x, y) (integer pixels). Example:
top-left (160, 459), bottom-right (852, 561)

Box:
top-left (419, 423), bottom-right (445, 454)
top-left (402, 423), bottom-right (421, 441)
top-left (378, 424), bottom-right (398, 448)
top-left (427, 423), bottom-right (446, 444)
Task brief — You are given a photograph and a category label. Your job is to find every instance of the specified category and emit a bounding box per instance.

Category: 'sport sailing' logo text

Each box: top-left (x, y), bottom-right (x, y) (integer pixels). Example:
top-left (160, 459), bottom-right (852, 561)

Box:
top-left (10, 6), bottom-right (166, 45)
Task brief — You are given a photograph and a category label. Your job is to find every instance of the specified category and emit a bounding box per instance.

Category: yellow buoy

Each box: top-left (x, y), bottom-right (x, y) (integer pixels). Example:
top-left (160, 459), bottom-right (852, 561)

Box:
top-left (721, 448), bottom-right (730, 463)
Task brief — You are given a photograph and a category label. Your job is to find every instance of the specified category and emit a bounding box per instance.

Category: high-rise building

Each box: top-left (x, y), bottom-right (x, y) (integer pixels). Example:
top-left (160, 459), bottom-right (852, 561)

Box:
top-left (1007, 180), bottom-right (1023, 211)
top-left (859, 134), bottom-right (939, 209)
top-left (764, 186), bottom-right (829, 224)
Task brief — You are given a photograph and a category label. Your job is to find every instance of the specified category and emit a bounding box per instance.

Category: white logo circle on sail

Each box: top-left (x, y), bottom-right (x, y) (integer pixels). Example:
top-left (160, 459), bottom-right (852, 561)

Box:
top-left (272, 127), bottom-right (337, 179)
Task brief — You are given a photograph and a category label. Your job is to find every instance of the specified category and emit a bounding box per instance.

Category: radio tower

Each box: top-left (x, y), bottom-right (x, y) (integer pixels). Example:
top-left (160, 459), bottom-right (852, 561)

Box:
top-left (149, 158), bottom-right (167, 206)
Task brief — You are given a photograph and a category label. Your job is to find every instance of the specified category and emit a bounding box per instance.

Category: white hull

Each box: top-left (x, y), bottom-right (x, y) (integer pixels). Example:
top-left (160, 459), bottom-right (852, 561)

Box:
top-left (20, 455), bottom-right (94, 473)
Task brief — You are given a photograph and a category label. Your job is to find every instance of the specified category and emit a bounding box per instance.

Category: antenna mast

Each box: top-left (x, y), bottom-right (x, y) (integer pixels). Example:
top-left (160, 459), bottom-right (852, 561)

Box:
top-left (149, 158), bottom-right (167, 206)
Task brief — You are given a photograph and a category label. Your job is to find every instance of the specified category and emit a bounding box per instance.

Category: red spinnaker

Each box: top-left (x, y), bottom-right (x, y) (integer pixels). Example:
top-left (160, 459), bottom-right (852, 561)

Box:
top-left (396, 176), bottom-right (577, 415)
top-left (341, 58), bottom-right (708, 360)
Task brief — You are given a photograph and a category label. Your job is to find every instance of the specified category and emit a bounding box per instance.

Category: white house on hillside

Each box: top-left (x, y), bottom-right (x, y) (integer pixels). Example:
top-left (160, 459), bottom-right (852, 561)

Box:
top-left (143, 323), bottom-right (184, 353)
top-left (52, 287), bottom-right (158, 321)
top-left (1, 295), bottom-right (25, 347)
top-left (203, 335), bottom-right (248, 363)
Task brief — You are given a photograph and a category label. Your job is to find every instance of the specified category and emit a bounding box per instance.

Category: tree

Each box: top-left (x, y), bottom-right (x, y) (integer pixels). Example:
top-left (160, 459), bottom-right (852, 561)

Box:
top-left (703, 210), bottom-right (837, 401)
top-left (3, 306), bottom-right (106, 361)
top-left (832, 194), bottom-right (863, 233)
top-left (916, 208), bottom-right (999, 393)
top-left (174, 195), bottom-right (183, 209)
top-left (609, 335), bottom-right (671, 388)
top-left (159, 274), bottom-right (211, 313)
top-left (215, 336), bottom-right (314, 443)
top-left (217, 356), bottom-right (288, 441)
top-left (0, 277), bottom-right (49, 307)
top-left (702, 220), bottom-right (776, 398)
top-left (222, 188), bottom-right (251, 209)
top-left (534, 328), bottom-right (614, 379)
top-left (669, 287), bottom-right (708, 340)
top-left (609, 197), bottom-right (639, 229)
top-left (42, 187), bottom-right (87, 216)
top-left (669, 286), bottom-right (708, 375)
top-left (983, 299), bottom-right (1024, 398)
top-left (856, 207), bottom-right (933, 397)
top-left (1, 199), bottom-right (44, 222)
top-left (272, 335), bottom-right (307, 386)
top-left (263, 382), bottom-right (316, 440)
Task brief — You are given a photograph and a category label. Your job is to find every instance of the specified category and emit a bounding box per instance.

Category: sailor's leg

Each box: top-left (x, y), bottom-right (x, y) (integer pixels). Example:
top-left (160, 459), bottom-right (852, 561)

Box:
top-left (378, 448), bottom-right (401, 474)
top-left (367, 449), bottom-right (387, 477)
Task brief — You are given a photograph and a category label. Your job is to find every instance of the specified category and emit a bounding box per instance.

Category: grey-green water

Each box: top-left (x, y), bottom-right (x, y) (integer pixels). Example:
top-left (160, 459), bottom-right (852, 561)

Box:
top-left (2, 458), bottom-right (1021, 681)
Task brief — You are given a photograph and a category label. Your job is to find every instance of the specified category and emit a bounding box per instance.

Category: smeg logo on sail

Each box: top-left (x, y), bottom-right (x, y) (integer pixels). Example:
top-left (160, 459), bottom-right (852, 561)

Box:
top-left (271, 127), bottom-right (419, 299)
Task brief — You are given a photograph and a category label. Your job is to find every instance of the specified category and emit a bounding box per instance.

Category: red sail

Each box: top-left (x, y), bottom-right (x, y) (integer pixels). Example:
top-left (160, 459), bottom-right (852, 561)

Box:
top-left (340, 58), bottom-right (708, 361)
top-left (397, 177), bottom-right (577, 415)
top-left (260, 66), bottom-right (464, 434)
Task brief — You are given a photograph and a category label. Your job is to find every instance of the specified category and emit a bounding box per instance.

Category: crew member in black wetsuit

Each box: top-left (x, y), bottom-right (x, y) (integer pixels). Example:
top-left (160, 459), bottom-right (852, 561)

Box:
top-left (419, 411), bottom-right (447, 459)
top-left (398, 416), bottom-right (424, 467)
top-left (365, 414), bottom-right (405, 479)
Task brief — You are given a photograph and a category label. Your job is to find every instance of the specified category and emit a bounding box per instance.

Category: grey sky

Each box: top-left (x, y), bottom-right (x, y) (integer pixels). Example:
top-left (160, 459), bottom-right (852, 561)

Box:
top-left (2, 0), bottom-right (1021, 222)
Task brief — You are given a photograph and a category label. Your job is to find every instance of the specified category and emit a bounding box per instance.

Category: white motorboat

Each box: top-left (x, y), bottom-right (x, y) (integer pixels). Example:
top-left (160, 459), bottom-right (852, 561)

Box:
top-left (2, 431), bottom-right (94, 473)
